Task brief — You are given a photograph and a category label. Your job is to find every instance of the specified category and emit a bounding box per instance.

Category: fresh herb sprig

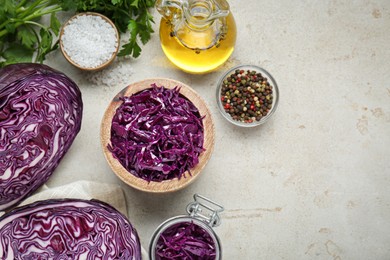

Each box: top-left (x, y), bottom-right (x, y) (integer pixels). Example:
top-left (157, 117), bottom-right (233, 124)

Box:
top-left (0, 0), bottom-right (155, 68)
top-left (73, 0), bottom-right (156, 58)
top-left (0, 0), bottom-right (64, 67)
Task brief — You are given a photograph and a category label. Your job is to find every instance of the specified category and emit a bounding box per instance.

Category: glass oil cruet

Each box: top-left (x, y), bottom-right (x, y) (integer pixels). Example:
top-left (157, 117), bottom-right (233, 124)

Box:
top-left (156, 0), bottom-right (236, 73)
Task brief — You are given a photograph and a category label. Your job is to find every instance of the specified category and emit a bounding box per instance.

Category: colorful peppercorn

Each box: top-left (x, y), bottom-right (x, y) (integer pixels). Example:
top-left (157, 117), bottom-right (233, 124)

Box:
top-left (220, 69), bottom-right (274, 123)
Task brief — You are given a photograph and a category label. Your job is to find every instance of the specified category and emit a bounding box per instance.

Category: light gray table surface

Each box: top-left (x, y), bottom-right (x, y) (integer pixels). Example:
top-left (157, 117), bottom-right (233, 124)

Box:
top-left (42, 1), bottom-right (390, 259)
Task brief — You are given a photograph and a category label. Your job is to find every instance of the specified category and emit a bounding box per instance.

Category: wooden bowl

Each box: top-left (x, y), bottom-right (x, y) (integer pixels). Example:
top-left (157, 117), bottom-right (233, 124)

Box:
top-left (59, 12), bottom-right (120, 71)
top-left (100, 78), bottom-right (215, 193)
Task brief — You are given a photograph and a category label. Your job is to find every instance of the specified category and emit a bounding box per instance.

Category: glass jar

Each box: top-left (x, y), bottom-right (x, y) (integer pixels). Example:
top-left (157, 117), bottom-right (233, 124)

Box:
top-left (149, 194), bottom-right (224, 259)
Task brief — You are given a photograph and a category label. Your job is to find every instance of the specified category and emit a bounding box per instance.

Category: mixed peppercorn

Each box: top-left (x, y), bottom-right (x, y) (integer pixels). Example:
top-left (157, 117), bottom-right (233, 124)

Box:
top-left (220, 69), bottom-right (274, 123)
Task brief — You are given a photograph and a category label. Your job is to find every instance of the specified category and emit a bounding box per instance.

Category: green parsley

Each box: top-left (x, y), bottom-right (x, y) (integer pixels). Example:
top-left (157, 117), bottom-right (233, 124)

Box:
top-left (0, 0), bottom-right (155, 68)
top-left (0, 0), bottom-right (64, 67)
top-left (72, 0), bottom-right (155, 58)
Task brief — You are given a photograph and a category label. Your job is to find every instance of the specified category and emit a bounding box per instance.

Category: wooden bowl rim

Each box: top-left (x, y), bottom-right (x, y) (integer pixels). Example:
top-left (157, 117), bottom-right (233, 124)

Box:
top-left (100, 78), bottom-right (215, 193)
top-left (59, 12), bottom-right (120, 71)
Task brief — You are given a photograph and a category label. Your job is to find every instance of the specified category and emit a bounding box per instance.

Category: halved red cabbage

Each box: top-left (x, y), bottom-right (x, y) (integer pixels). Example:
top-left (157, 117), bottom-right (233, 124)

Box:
top-left (155, 221), bottom-right (216, 259)
top-left (0, 199), bottom-right (141, 259)
top-left (0, 63), bottom-right (83, 210)
top-left (108, 84), bottom-right (204, 182)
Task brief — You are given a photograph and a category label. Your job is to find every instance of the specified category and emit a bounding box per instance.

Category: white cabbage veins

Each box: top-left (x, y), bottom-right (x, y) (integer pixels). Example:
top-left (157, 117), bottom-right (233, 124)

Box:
top-left (0, 64), bottom-right (83, 210)
top-left (0, 199), bottom-right (141, 259)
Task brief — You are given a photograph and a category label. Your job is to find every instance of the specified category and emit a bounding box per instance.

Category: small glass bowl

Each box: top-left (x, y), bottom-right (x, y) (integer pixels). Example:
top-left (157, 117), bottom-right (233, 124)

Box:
top-left (216, 65), bottom-right (279, 127)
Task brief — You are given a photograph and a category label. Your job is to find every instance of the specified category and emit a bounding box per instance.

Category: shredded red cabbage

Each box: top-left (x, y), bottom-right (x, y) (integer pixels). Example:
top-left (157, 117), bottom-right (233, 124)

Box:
top-left (155, 221), bottom-right (216, 260)
top-left (0, 63), bottom-right (83, 210)
top-left (0, 199), bottom-right (141, 259)
top-left (108, 84), bottom-right (204, 182)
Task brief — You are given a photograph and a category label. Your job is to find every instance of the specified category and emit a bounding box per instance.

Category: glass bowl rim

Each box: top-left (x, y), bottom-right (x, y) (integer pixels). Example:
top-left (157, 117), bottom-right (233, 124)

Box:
top-left (216, 64), bottom-right (279, 127)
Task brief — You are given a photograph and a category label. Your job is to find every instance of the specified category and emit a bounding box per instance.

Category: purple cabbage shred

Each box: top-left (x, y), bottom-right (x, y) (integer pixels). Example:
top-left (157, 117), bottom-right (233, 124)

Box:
top-left (108, 84), bottom-right (204, 182)
top-left (155, 221), bottom-right (217, 260)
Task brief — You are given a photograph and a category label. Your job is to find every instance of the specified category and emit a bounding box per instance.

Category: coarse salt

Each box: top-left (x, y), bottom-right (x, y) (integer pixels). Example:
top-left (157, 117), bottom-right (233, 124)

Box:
top-left (62, 14), bottom-right (118, 69)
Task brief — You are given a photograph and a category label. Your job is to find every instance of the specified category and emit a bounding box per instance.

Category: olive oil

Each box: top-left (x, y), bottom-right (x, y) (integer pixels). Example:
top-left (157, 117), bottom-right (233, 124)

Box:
top-left (159, 13), bottom-right (237, 74)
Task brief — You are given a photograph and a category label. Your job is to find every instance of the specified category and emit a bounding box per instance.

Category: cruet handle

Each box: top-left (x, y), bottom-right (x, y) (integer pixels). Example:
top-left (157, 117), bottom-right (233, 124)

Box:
top-left (207, 0), bottom-right (230, 21)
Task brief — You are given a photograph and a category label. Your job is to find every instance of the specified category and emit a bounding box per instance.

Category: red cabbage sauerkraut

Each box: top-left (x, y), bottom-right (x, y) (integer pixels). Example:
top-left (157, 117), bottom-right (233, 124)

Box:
top-left (155, 221), bottom-right (217, 259)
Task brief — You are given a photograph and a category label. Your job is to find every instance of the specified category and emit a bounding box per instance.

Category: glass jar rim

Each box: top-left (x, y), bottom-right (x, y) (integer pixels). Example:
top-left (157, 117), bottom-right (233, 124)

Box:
top-left (149, 215), bottom-right (222, 260)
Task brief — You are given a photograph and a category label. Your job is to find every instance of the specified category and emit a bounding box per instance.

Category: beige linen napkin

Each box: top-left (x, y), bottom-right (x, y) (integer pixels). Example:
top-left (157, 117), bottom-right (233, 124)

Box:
top-left (1, 180), bottom-right (148, 259)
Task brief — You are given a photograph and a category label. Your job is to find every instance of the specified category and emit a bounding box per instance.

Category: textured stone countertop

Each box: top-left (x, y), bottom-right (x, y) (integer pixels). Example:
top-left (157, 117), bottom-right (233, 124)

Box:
top-left (42, 1), bottom-right (390, 259)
